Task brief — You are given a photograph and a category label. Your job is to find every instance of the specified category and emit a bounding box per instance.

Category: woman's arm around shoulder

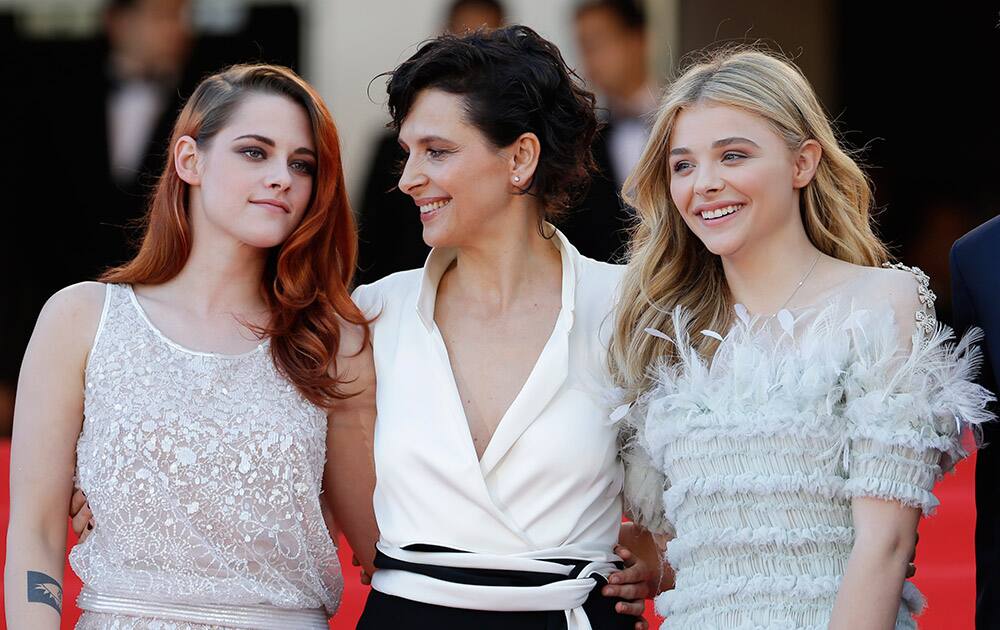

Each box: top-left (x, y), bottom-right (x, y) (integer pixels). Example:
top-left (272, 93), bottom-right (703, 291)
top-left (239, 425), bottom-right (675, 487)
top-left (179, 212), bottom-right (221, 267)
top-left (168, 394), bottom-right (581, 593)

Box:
top-left (322, 316), bottom-right (379, 577)
top-left (5, 281), bottom-right (107, 629)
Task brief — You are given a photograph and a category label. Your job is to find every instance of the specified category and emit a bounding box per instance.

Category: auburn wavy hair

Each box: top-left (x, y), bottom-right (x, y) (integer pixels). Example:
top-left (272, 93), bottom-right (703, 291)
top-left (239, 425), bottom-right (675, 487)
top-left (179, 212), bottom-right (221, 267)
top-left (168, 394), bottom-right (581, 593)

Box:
top-left (102, 63), bottom-right (369, 407)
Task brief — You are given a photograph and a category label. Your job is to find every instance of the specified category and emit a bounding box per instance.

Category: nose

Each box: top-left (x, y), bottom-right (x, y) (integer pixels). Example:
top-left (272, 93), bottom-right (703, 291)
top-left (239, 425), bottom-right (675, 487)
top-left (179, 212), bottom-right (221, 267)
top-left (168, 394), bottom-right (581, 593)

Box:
top-left (694, 161), bottom-right (724, 197)
top-left (397, 152), bottom-right (427, 196)
top-left (265, 161), bottom-right (293, 192)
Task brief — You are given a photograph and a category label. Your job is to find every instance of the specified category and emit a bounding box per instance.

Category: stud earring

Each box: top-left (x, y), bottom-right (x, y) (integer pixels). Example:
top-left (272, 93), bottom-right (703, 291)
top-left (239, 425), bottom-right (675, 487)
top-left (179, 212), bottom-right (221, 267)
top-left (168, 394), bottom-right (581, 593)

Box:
top-left (513, 176), bottom-right (521, 183)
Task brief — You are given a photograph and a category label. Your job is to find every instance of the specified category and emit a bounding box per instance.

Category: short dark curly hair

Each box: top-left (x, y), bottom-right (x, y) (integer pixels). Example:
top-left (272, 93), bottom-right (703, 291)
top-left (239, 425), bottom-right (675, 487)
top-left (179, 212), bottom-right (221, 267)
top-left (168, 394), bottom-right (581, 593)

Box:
top-left (385, 24), bottom-right (599, 224)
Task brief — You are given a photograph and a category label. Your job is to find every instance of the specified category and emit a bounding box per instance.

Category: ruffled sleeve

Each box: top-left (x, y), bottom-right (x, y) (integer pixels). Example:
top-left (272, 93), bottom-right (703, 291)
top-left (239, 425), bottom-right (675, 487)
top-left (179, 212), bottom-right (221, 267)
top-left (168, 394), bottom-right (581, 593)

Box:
top-left (614, 390), bottom-right (675, 537)
top-left (842, 264), bottom-right (995, 516)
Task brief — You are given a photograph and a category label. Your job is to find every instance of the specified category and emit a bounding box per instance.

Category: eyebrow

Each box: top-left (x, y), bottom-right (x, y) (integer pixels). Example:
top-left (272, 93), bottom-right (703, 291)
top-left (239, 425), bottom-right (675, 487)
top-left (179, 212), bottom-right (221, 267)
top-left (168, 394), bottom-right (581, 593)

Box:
top-left (669, 136), bottom-right (761, 156)
top-left (232, 134), bottom-right (316, 158)
top-left (398, 134), bottom-right (454, 148)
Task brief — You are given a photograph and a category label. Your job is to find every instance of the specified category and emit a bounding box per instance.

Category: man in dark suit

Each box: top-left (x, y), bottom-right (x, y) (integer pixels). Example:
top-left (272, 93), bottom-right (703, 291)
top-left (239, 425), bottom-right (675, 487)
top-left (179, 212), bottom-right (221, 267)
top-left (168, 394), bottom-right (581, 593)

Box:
top-left (563, 0), bottom-right (656, 263)
top-left (75, 0), bottom-right (195, 276)
top-left (950, 214), bottom-right (1000, 629)
top-left (2, 0), bottom-right (194, 420)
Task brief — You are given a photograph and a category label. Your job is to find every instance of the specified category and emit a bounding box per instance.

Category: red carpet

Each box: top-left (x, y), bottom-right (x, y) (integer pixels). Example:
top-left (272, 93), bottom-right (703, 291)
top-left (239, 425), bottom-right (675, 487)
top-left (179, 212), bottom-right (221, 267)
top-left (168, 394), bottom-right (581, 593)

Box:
top-left (0, 439), bottom-right (976, 629)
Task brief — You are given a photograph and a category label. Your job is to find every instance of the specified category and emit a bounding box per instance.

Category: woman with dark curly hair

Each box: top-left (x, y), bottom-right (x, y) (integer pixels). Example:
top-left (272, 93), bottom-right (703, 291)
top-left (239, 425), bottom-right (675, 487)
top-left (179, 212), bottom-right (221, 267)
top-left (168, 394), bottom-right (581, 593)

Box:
top-left (351, 25), bottom-right (661, 630)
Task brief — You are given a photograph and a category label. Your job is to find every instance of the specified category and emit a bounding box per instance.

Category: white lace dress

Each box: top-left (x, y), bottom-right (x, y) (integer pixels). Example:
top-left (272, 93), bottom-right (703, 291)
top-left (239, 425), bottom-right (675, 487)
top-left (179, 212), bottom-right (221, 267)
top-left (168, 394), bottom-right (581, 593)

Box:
top-left (70, 284), bottom-right (342, 629)
top-left (619, 265), bottom-right (994, 630)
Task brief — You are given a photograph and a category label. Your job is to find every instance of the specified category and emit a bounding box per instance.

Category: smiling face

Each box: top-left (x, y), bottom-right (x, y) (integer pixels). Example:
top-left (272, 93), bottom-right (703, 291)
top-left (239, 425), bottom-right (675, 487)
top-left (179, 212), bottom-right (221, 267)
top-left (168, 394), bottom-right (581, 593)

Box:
top-left (667, 103), bottom-right (816, 260)
top-left (396, 88), bottom-right (517, 249)
top-left (181, 92), bottom-right (317, 250)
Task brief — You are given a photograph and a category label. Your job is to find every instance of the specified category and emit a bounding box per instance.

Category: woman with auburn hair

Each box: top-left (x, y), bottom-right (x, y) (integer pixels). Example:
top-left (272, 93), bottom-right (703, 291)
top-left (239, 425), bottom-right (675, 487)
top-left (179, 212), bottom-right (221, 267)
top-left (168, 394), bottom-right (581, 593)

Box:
top-left (5, 64), bottom-right (374, 629)
top-left (609, 48), bottom-right (993, 628)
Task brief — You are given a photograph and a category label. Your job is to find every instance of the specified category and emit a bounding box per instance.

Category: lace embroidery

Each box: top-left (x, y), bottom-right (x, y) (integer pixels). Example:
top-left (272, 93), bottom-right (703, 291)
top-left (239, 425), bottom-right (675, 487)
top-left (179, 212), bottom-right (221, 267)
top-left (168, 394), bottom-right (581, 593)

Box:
top-left (71, 284), bottom-right (342, 626)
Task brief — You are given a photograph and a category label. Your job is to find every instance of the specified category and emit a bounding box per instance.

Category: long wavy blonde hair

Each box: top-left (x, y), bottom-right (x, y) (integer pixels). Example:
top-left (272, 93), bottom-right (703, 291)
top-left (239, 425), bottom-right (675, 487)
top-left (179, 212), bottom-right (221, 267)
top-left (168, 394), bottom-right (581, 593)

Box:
top-left (609, 47), bottom-right (889, 399)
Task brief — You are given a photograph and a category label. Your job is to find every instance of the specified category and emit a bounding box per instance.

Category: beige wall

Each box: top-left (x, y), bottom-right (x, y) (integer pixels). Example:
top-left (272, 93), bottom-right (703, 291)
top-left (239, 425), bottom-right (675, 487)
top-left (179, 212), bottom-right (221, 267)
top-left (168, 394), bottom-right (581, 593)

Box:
top-left (649, 0), bottom-right (838, 110)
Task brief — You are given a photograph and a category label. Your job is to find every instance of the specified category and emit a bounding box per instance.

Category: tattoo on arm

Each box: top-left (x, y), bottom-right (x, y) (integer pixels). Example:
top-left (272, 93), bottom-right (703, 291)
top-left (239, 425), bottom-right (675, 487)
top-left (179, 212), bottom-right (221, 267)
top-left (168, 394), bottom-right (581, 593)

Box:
top-left (27, 570), bottom-right (63, 616)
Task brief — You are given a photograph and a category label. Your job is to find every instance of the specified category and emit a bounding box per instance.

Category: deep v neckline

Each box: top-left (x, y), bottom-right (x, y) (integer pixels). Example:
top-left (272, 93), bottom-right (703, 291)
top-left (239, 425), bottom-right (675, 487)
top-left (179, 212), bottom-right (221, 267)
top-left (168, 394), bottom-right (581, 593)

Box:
top-left (417, 238), bottom-right (576, 470)
top-left (432, 303), bottom-right (563, 463)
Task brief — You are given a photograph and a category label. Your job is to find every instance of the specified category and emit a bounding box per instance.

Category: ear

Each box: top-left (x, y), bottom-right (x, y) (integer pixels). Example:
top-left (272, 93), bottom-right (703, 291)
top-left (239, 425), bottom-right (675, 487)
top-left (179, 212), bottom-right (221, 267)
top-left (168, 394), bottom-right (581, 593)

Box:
top-left (509, 132), bottom-right (541, 190)
top-left (792, 139), bottom-right (822, 189)
top-left (174, 135), bottom-right (201, 186)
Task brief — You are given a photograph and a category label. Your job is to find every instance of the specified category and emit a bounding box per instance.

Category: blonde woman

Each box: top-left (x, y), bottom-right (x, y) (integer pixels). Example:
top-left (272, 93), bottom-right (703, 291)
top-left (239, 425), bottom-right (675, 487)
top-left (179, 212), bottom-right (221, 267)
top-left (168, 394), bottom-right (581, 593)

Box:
top-left (609, 49), bottom-right (994, 629)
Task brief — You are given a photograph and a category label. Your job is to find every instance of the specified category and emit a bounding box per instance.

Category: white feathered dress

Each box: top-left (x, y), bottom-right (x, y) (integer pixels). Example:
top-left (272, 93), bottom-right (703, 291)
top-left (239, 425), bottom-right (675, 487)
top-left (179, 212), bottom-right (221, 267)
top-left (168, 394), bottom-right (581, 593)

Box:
top-left (618, 264), bottom-right (994, 630)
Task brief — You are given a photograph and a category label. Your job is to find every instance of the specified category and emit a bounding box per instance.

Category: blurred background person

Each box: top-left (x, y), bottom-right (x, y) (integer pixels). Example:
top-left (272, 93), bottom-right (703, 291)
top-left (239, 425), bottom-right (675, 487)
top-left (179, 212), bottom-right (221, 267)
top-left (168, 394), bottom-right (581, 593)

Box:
top-left (87, 0), bottom-right (196, 271)
top-left (0, 0), bottom-right (300, 436)
top-left (1, 0), bottom-right (197, 438)
top-left (558, 0), bottom-right (654, 263)
top-left (445, 0), bottom-right (505, 34)
top-left (574, 0), bottom-right (653, 189)
top-left (355, 0), bottom-right (507, 286)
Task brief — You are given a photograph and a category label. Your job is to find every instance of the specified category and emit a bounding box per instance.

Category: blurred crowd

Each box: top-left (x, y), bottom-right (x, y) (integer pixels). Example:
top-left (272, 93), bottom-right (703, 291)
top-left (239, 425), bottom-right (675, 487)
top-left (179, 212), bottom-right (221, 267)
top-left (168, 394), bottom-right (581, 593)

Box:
top-left (0, 0), bottom-right (997, 435)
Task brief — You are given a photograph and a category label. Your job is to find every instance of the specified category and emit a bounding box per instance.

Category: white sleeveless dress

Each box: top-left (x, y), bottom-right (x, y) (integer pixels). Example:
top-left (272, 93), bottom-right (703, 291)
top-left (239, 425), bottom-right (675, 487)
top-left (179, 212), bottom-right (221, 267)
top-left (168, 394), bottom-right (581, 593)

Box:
top-left (70, 284), bottom-right (342, 629)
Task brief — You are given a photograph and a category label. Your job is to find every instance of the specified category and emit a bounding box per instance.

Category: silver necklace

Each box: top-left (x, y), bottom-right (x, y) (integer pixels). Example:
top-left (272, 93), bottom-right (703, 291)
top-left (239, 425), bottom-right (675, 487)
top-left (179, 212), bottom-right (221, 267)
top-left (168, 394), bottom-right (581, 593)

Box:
top-left (771, 251), bottom-right (822, 316)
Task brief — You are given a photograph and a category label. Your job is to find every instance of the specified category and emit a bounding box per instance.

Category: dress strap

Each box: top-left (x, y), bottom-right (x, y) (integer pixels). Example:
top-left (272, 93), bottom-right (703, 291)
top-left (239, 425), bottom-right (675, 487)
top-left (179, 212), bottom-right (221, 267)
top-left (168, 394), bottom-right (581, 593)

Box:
top-left (881, 262), bottom-right (939, 344)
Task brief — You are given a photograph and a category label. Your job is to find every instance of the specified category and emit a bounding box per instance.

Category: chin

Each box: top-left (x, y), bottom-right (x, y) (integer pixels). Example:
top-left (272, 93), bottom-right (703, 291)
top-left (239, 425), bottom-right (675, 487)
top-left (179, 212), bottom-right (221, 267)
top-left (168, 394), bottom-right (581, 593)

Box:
top-left (420, 222), bottom-right (458, 250)
top-left (698, 235), bottom-right (746, 258)
top-left (238, 228), bottom-right (296, 250)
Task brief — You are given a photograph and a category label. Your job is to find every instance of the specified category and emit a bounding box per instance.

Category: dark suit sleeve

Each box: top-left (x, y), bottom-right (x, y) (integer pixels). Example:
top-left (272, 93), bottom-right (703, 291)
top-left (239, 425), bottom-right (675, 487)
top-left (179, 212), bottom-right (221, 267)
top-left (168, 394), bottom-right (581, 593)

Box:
top-left (950, 243), bottom-right (978, 335)
top-left (952, 236), bottom-right (1000, 630)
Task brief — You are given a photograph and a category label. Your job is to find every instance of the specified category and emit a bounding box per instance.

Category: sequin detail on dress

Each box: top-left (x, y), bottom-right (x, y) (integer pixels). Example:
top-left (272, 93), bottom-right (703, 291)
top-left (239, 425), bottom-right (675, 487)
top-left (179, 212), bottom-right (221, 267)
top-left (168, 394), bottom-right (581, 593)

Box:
top-left (71, 284), bottom-right (342, 629)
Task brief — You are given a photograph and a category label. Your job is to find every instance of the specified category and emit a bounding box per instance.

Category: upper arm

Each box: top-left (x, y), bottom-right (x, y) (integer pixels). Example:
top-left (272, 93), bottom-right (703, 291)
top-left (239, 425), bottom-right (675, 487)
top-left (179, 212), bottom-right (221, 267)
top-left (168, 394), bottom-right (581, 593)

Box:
top-left (8, 283), bottom-right (106, 539)
top-left (844, 266), bottom-right (992, 515)
top-left (322, 316), bottom-right (379, 569)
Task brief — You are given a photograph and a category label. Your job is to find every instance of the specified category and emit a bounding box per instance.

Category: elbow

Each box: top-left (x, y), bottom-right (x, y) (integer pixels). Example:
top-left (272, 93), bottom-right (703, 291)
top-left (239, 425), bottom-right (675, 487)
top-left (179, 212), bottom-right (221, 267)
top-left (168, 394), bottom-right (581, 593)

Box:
top-left (854, 524), bottom-right (917, 566)
top-left (6, 506), bottom-right (68, 560)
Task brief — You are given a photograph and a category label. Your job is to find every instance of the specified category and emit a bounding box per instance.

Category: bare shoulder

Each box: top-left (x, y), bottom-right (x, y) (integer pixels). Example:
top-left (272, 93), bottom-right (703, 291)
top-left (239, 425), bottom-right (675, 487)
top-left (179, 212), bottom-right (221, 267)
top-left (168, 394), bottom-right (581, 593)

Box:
top-left (867, 263), bottom-right (931, 311)
top-left (24, 282), bottom-right (109, 375)
top-left (37, 282), bottom-right (108, 340)
top-left (851, 264), bottom-right (938, 344)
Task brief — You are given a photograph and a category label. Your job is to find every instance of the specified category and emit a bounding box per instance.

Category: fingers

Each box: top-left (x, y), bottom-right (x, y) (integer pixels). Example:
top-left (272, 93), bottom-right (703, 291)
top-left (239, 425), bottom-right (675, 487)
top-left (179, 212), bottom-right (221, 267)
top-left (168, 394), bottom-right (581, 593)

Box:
top-left (70, 488), bottom-right (87, 517)
top-left (604, 581), bottom-right (651, 601)
top-left (359, 570), bottom-right (372, 586)
top-left (615, 599), bottom-right (645, 617)
top-left (352, 554), bottom-right (361, 567)
top-left (616, 544), bottom-right (635, 565)
top-left (71, 504), bottom-right (94, 539)
top-left (605, 567), bottom-right (653, 600)
top-left (635, 619), bottom-right (649, 630)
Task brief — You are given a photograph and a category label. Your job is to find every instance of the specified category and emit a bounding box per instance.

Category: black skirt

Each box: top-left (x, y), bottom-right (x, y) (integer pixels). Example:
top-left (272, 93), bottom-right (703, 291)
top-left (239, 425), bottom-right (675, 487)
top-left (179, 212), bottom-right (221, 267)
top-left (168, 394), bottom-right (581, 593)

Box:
top-left (356, 548), bottom-right (639, 630)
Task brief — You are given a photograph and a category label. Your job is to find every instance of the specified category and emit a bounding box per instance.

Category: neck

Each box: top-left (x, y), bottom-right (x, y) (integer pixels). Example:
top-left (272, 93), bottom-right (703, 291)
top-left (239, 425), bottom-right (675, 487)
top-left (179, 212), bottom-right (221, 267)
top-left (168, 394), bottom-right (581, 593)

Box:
top-left (722, 217), bottom-right (821, 315)
top-left (163, 230), bottom-right (269, 317)
top-left (448, 211), bottom-right (561, 311)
